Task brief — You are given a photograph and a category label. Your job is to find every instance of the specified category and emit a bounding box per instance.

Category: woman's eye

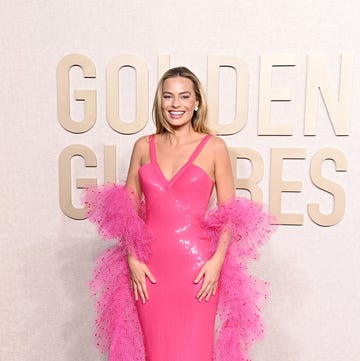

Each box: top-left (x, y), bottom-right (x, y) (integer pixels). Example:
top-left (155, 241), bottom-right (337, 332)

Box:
top-left (182, 96), bottom-right (190, 99)
top-left (163, 95), bottom-right (172, 99)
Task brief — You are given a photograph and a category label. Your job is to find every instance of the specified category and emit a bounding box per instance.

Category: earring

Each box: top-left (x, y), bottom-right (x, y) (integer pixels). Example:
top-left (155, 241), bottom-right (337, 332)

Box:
top-left (194, 107), bottom-right (198, 112)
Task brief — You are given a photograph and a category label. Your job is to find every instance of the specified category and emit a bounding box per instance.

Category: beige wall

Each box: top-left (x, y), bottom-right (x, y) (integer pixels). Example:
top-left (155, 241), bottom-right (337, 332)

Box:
top-left (1, 1), bottom-right (359, 360)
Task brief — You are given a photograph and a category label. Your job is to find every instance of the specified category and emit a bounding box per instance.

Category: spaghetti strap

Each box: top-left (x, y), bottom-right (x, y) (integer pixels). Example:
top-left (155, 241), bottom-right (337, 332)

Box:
top-left (149, 134), bottom-right (156, 163)
top-left (188, 134), bottom-right (212, 164)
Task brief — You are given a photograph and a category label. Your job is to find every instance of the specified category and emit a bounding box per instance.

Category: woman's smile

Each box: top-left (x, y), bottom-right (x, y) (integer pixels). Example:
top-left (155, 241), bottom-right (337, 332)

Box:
top-left (169, 110), bottom-right (186, 118)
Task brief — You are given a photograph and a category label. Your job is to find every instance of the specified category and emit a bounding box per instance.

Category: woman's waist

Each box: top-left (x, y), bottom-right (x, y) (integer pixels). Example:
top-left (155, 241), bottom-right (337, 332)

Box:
top-left (146, 214), bottom-right (204, 231)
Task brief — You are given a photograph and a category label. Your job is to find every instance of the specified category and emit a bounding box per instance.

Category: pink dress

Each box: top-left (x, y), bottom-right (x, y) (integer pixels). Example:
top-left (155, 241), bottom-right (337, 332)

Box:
top-left (83, 134), bottom-right (277, 361)
top-left (136, 134), bottom-right (218, 361)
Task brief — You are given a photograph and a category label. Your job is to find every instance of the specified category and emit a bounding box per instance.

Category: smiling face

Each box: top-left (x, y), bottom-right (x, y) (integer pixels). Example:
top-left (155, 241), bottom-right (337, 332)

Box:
top-left (161, 76), bottom-right (199, 130)
top-left (153, 67), bottom-right (209, 134)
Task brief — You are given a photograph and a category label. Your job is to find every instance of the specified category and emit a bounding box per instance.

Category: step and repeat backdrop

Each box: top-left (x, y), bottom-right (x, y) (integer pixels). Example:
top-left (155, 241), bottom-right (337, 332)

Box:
top-left (1, 1), bottom-right (359, 361)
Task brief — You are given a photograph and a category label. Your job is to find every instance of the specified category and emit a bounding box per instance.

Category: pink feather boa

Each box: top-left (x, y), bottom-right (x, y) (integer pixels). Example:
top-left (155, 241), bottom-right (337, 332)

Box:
top-left (83, 184), bottom-right (277, 361)
top-left (203, 198), bottom-right (277, 361)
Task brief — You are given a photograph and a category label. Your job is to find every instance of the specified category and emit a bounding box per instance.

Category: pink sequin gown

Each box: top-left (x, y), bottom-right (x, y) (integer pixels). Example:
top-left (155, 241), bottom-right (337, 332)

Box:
top-left (84, 134), bottom-right (277, 361)
top-left (137, 134), bottom-right (217, 361)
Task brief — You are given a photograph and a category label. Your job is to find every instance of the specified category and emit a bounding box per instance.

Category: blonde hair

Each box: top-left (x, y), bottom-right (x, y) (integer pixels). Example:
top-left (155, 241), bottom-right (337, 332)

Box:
top-left (152, 67), bottom-right (211, 134)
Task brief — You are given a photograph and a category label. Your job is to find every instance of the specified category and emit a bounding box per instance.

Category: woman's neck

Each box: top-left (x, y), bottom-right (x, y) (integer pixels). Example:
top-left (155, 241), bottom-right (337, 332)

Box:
top-left (164, 126), bottom-right (198, 145)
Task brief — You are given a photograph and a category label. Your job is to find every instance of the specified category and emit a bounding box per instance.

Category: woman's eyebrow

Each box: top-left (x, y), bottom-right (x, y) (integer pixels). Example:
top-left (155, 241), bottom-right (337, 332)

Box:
top-left (162, 91), bottom-right (191, 95)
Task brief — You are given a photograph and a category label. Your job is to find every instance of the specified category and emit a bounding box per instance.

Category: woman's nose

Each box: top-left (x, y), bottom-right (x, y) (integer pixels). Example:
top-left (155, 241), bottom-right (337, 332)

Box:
top-left (172, 97), bottom-right (180, 107)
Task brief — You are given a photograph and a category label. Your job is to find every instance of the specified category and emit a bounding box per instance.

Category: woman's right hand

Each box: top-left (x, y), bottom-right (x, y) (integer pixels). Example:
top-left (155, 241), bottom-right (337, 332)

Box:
top-left (127, 255), bottom-right (156, 303)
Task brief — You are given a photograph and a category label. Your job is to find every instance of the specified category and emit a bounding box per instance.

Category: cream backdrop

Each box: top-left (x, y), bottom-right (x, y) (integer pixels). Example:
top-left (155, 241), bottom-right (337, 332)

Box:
top-left (1, 1), bottom-right (360, 361)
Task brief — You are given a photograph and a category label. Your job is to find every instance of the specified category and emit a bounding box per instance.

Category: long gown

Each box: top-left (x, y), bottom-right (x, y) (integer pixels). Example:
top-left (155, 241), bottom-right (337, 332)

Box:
top-left (136, 134), bottom-right (218, 361)
top-left (83, 134), bottom-right (277, 361)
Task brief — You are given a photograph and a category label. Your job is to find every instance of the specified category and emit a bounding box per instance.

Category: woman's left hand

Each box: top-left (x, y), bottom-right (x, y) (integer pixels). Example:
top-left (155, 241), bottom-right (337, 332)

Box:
top-left (194, 254), bottom-right (224, 301)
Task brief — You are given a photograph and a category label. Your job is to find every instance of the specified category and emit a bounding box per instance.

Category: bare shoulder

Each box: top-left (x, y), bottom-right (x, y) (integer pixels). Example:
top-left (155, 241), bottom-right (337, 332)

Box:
top-left (207, 136), bottom-right (232, 174)
top-left (131, 134), bottom-right (151, 155)
top-left (207, 135), bottom-right (229, 154)
top-left (133, 134), bottom-right (150, 149)
top-left (130, 134), bottom-right (152, 166)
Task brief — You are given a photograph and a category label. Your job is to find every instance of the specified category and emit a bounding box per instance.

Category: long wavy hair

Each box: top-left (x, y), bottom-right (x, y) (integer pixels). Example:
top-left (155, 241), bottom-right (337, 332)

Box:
top-left (152, 67), bottom-right (211, 134)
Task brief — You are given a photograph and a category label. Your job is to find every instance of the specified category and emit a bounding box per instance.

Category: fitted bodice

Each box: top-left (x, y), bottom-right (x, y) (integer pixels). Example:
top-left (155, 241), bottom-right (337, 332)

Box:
top-left (138, 134), bottom-right (214, 228)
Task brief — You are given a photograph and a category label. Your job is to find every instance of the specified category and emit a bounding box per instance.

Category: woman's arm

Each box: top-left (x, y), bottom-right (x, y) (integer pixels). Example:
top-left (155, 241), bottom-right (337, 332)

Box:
top-left (211, 136), bottom-right (235, 259)
top-left (194, 137), bottom-right (234, 301)
top-left (126, 136), bottom-right (156, 304)
top-left (125, 136), bottom-right (146, 200)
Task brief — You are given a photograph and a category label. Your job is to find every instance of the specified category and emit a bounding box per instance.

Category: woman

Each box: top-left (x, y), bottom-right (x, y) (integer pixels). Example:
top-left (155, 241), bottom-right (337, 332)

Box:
top-left (84, 67), bottom-right (276, 361)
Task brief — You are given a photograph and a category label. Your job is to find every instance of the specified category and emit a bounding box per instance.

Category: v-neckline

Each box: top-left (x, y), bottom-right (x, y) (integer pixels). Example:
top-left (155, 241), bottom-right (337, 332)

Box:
top-left (151, 134), bottom-right (211, 188)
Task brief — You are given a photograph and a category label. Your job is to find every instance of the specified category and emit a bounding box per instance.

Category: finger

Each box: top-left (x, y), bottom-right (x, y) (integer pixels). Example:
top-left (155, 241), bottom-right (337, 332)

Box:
top-left (199, 281), bottom-right (217, 301)
top-left (194, 268), bottom-right (205, 284)
top-left (142, 281), bottom-right (149, 301)
top-left (197, 279), bottom-right (211, 300)
top-left (196, 286), bottom-right (205, 300)
top-left (196, 281), bottom-right (206, 299)
top-left (137, 274), bottom-right (149, 301)
top-left (212, 285), bottom-right (217, 295)
top-left (199, 284), bottom-right (213, 301)
top-left (140, 274), bottom-right (151, 302)
top-left (206, 286), bottom-right (217, 301)
top-left (133, 283), bottom-right (139, 301)
top-left (136, 283), bottom-right (147, 304)
top-left (144, 267), bottom-right (157, 284)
